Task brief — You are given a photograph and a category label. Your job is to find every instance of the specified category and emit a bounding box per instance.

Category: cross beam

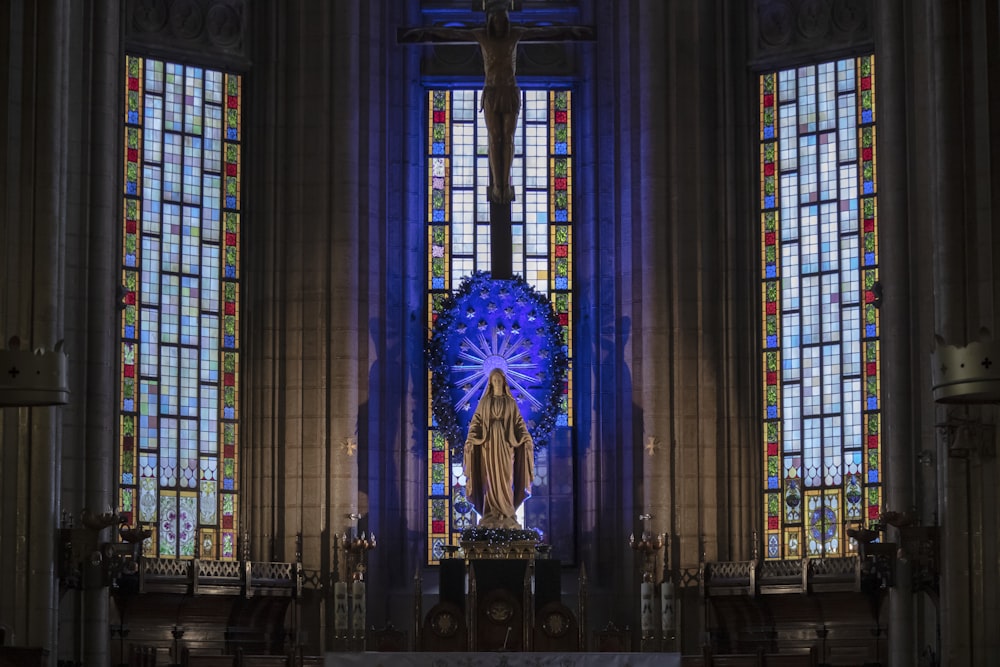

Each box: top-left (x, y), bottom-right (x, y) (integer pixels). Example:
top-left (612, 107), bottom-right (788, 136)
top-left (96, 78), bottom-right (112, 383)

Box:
top-left (400, 8), bottom-right (594, 280)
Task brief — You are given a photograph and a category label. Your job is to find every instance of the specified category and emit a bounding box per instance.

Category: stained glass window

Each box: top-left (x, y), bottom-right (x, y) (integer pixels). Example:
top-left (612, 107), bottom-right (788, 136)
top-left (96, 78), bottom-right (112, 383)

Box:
top-left (760, 56), bottom-right (880, 560)
top-left (426, 89), bottom-right (574, 563)
top-left (119, 56), bottom-right (242, 560)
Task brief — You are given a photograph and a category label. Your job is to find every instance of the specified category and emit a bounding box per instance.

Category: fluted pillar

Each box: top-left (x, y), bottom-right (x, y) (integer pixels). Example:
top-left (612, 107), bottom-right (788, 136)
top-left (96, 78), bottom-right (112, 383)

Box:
top-left (326, 0), bottom-right (362, 563)
top-left (247, 0), bottom-right (363, 653)
top-left (28, 1), bottom-right (68, 647)
top-left (246, 0), bottom-right (282, 564)
top-left (910, 0), bottom-right (1000, 662)
top-left (924, 0), bottom-right (971, 663)
top-left (353, 0), bottom-right (413, 622)
top-left (574, 0), bottom-right (630, 634)
top-left (873, 1), bottom-right (916, 665)
top-left (80, 1), bottom-right (122, 664)
top-left (0, 1), bottom-right (28, 646)
top-left (0, 0), bottom-right (69, 656)
top-left (636, 0), bottom-right (671, 555)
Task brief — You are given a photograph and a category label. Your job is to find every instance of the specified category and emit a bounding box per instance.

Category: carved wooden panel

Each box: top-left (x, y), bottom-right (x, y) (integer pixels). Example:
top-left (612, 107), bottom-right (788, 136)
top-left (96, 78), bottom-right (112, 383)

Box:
top-left (420, 601), bottom-right (468, 651)
top-left (476, 589), bottom-right (524, 651)
top-left (532, 601), bottom-right (579, 652)
top-left (706, 591), bottom-right (885, 663)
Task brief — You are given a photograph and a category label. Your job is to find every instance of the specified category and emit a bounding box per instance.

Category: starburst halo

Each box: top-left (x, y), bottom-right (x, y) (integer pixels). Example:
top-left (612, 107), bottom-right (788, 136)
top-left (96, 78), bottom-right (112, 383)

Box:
top-left (428, 272), bottom-right (568, 458)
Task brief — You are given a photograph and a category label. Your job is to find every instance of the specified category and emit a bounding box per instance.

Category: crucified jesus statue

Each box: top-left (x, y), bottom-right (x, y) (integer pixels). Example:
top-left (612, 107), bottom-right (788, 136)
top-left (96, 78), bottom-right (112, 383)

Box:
top-left (400, 8), bottom-right (593, 204)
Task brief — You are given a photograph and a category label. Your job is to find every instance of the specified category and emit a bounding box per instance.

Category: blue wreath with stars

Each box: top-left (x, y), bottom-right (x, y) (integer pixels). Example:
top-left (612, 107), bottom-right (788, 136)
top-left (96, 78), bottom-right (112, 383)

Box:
top-left (428, 272), bottom-right (568, 458)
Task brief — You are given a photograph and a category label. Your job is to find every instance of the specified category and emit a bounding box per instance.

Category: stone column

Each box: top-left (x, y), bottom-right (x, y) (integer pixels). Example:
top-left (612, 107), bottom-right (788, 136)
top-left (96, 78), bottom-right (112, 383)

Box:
top-left (248, 0), bottom-right (363, 653)
top-left (80, 1), bottom-right (122, 664)
top-left (922, 0), bottom-right (971, 662)
top-left (571, 0), bottom-right (640, 632)
top-left (720, 1), bottom-right (756, 566)
top-left (246, 0), bottom-right (282, 564)
top-left (355, 0), bottom-right (414, 625)
top-left (635, 0), bottom-right (754, 651)
top-left (0, 0), bottom-right (28, 647)
top-left (873, 2), bottom-right (916, 665)
top-left (574, 0), bottom-right (625, 636)
top-left (634, 3), bottom-right (673, 623)
top-left (324, 1), bottom-right (362, 644)
top-left (326, 0), bottom-right (362, 570)
top-left (31, 0), bottom-right (68, 654)
top-left (391, 0), bottom-right (425, 616)
top-left (0, 0), bottom-right (69, 655)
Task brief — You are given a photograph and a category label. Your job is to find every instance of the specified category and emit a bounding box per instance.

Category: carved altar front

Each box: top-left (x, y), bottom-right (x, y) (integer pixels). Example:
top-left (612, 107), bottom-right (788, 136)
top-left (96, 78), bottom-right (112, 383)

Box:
top-left (418, 533), bottom-right (581, 653)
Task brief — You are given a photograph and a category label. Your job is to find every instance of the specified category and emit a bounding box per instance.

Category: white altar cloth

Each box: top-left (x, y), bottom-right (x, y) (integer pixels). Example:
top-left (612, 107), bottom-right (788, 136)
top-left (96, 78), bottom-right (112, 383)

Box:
top-left (326, 652), bottom-right (681, 667)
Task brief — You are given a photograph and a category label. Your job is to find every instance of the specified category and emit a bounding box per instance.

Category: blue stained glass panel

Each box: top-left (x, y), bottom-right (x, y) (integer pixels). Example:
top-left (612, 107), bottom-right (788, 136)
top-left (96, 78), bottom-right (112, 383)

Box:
top-left (761, 56), bottom-right (880, 560)
top-left (120, 56), bottom-right (241, 559)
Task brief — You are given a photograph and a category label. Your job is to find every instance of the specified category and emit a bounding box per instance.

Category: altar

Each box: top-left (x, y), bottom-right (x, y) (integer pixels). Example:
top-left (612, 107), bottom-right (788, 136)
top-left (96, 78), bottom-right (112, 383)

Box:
top-left (326, 652), bottom-right (681, 667)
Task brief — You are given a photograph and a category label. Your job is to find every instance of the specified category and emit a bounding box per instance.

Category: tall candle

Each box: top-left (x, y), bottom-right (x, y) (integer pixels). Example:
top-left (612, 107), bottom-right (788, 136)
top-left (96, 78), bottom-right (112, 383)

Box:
top-left (351, 580), bottom-right (366, 636)
top-left (640, 582), bottom-right (655, 635)
top-left (334, 582), bottom-right (348, 634)
top-left (661, 580), bottom-right (675, 636)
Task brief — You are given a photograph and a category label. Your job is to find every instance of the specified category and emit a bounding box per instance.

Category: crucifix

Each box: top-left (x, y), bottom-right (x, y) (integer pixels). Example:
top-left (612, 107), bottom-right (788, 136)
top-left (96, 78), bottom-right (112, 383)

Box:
top-left (399, 1), bottom-right (594, 280)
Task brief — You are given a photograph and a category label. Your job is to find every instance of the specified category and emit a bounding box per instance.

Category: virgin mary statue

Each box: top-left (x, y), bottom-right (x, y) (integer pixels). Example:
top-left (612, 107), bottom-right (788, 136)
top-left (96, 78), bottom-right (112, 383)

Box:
top-left (463, 369), bottom-right (535, 529)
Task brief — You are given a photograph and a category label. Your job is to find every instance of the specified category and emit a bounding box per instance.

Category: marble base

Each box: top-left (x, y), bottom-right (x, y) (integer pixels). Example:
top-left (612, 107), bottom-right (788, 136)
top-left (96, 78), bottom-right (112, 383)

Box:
top-left (326, 652), bottom-right (681, 667)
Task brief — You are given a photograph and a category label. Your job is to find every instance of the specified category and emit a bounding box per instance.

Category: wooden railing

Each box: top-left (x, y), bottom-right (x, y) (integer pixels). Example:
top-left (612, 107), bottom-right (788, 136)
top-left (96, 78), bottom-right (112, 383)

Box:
top-left (137, 558), bottom-right (301, 597)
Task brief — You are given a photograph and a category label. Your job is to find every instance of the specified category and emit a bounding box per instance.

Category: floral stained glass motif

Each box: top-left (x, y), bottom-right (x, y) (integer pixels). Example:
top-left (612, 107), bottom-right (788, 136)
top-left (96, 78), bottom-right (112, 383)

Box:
top-left (120, 56), bottom-right (241, 560)
top-left (426, 90), bottom-right (574, 564)
top-left (760, 56), bottom-right (880, 560)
